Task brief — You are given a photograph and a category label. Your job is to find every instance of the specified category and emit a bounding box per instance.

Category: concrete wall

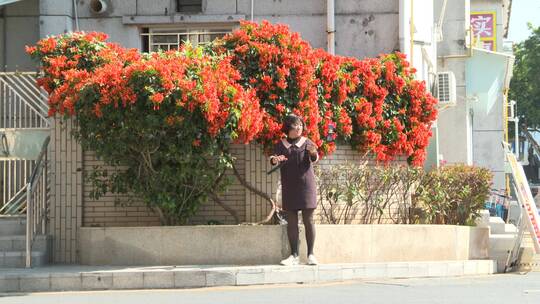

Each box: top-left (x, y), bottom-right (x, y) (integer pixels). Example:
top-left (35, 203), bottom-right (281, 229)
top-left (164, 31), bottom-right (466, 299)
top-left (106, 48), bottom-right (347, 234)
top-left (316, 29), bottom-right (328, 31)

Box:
top-left (2, 0), bottom-right (40, 71)
top-left (1, 0), bottom-right (79, 71)
top-left (65, 0), bottom-right (400, 59)
top-left (466, 48), bottom-right (510, 190)
top-left (78, 224), bottom-right (490, 265)
top-left (470, 0), bottom-right (510, 190)
top-left (435, 0), bottom-right (473, 166)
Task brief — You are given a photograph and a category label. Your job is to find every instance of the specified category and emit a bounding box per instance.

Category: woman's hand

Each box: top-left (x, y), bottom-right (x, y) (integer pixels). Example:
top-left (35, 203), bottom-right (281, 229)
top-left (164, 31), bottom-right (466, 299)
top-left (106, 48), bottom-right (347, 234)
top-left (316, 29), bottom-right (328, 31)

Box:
top-left (271, 155), bottom-right (288, 165)
top-left (307, 143), bottom-right (318, 156)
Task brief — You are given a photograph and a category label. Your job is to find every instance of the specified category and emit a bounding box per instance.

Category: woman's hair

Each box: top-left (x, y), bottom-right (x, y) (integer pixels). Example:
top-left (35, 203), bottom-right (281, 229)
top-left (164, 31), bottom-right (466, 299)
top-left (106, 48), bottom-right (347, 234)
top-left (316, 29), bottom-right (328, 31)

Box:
top-left (281, 114), bottom-right (305, 134)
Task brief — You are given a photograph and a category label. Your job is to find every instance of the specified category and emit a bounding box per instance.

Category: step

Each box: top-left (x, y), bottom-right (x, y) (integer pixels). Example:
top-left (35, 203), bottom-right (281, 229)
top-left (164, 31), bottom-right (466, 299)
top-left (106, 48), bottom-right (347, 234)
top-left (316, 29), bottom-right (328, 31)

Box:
top-left (489, 234), bottom-right (517, 252)
top-left (475, 210), bottom-right (490, 227)
top-left (488, 217), bottom-right (506, 234)
top-left (0, 251), bottom-right (47, 268)
top-left (0, 235), bottom-right (50, 252)
top-left (516, 247), bottom-right (540, 272)
top-left (489, 252), bottom-right (513, 273)
top-left (0, 216), bottom-right (26, 236)
top-left (504, 224), bottom-right (518, 234)
top-left (0, 260), bottom-right (497, 293)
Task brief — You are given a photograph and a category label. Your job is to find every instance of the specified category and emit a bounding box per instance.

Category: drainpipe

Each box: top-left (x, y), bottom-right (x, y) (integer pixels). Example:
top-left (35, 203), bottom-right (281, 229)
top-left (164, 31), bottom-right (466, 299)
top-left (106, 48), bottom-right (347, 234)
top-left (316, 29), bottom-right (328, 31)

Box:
top-left (250, 0), bottom-right (254, 21)
top-left (1, 7), bottom-right (5, 71)
top-left (73, 0), bottom-right (80, 31)
top-left (515, 116), bottom-right (519, 159)
top-left (399, 0), bottom-right (409, 61)
top-left (409, 0), bottom-right (414, 67)
top-left (326, 0), bottom-right (335, 55)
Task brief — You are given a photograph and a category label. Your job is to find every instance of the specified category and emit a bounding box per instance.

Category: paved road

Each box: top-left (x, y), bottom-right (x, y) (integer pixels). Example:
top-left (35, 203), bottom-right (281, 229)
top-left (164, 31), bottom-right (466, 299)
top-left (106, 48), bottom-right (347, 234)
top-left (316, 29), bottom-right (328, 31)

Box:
top-left (2, 273), bottom-right (540, 304)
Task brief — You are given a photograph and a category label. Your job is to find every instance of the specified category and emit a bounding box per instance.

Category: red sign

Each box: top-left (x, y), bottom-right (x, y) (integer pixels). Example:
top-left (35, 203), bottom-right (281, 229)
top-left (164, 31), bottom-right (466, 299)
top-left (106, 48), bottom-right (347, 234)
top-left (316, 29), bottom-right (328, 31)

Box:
top-left (471, 12), bottom-right (497, 51)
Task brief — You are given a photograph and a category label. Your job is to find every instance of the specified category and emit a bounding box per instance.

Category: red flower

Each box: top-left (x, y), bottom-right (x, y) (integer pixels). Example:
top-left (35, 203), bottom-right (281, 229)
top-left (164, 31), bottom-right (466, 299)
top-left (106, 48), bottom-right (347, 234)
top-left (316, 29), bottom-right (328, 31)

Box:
top-left (151, 92), bottom-right (164, 104)
top-left (25, 46), bottom-right (37, 55)
top-left (30, 23), bottom-right (438, 166)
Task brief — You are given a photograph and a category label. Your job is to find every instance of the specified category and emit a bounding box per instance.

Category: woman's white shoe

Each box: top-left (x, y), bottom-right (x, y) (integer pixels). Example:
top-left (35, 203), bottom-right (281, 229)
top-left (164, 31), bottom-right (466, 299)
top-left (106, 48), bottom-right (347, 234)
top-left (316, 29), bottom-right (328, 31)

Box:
top-left (280, 255), bottom-right (299, 266)
top-left (307, 254), bottom-right (318, 265)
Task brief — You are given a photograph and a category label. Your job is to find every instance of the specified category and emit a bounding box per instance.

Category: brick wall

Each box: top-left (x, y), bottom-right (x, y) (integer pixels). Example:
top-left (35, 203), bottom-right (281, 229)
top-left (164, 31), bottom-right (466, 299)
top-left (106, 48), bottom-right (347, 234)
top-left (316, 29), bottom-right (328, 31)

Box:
top-left (82, 144), bottom-right (252, 227)
top-left (81, 143), bottom-right (407, 227)
top-left (187, 144), bottom-right (249, 225)
top-left (310, 145), bottom-right (408, 225)
top-left (48, 119), bottom-right (83, 263)
top-left (82, 151), bottom-right (160, 227)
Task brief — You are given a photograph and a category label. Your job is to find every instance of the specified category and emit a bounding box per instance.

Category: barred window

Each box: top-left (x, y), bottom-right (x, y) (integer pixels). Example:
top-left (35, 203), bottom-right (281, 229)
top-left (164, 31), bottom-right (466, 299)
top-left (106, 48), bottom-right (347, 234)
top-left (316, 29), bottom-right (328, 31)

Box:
top-left (176, 0), bottom-right (203, 13)
top-left (141, 28), bottom-right (230, 52)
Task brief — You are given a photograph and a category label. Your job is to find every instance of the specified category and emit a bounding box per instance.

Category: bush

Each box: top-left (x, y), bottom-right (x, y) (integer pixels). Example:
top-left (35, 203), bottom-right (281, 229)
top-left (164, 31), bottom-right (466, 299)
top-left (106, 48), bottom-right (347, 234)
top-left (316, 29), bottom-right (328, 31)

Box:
top-left (27, 21), bottom-right (438, 225)
top-left (316, 163), bottom-right (492, 225)
top-left (216, 21), bottom-right (438, 164)
top-left (414, 164), bottom-right (493, 225)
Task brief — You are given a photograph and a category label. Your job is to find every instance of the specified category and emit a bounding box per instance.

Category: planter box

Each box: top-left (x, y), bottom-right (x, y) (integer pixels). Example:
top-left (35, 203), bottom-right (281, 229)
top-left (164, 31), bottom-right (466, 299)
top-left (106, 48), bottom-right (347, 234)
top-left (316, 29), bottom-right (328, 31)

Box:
top-left (78, 225), bottom-right (489, 266)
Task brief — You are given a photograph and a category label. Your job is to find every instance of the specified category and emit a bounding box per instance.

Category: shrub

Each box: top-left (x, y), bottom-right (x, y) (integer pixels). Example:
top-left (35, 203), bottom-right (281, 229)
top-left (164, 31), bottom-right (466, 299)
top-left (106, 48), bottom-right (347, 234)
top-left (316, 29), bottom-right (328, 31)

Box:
top-left (316, 162), bottom-right (492, 225)
top-left (27, 21), bottom-right (438, 225)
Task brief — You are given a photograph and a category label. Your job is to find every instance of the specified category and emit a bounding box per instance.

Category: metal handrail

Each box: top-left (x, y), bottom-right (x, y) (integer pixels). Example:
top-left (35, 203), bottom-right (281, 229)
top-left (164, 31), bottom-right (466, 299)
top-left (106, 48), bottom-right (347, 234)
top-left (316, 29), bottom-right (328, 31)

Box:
top-left (25, 136), bottom-right (50, 268)
top-left (0, 71), bottom-right (50, 216)
top-left (0, 72), bottom-right (50, 121)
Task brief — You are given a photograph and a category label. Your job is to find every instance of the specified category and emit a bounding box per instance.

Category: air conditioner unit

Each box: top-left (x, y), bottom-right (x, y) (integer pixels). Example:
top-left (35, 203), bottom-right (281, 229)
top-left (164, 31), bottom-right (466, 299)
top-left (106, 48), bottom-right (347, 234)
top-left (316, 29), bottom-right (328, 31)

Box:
top-left (437, 71), bottom-right (457, 107)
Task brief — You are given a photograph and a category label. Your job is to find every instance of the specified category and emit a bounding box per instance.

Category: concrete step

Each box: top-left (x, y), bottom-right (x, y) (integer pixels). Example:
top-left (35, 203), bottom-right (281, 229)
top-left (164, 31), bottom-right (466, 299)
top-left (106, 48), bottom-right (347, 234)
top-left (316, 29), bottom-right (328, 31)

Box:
top-left (517, 247), bottom-right (540, 272)
top-left (0, 216), bottom-right (26, 236)
top-left (488, 217), bottom-right (506, 234)
top-left (475, 210), bottom-right (490, 228)
top-left (0, 251), bottom-right (47, 268)
top-left (489, 234), bottom-right (517, 252)
top-left (504, 224), bottom-right (518, 234)
top-left (0, 260), bottom-right (497, 293)
top-left (490, 252), bottom-right (513, 272)
top-left (0, 235), bottom-right (50, 251)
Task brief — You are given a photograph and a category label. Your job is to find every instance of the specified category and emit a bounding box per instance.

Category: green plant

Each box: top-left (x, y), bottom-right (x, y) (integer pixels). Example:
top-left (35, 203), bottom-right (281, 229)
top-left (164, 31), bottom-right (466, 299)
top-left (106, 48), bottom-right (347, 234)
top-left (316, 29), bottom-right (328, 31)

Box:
top-left (414, 165), bottom-right (493, 225)
top-left (27, 21), bottom-right (439, 225)
top-left (316, 163), bottom-right (492, 225)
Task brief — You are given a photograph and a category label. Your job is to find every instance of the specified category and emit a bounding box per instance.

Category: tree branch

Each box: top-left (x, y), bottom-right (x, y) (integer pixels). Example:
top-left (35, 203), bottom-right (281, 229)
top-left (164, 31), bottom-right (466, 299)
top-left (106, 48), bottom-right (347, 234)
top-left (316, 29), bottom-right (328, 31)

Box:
top-left (231, 163), bottom-right (277, 225)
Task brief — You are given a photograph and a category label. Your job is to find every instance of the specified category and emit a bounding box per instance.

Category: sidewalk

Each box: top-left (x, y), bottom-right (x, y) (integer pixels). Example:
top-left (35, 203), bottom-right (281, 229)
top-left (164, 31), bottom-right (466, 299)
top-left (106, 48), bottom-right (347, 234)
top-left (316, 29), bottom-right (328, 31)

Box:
top-left (0, 260), bottom-right (497, 293)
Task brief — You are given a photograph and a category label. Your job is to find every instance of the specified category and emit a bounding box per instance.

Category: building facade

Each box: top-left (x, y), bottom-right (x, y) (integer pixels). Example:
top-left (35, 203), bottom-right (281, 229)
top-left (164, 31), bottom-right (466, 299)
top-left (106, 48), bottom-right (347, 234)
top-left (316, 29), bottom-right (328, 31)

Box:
top-left (435, 0), bottom-right (514, 190)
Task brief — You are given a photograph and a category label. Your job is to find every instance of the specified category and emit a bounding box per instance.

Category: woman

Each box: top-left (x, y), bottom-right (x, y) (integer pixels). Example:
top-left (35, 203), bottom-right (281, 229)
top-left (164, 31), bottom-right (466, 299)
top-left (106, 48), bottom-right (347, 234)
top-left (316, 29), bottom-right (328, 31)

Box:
top-left (270, 114), bottom-right (319, 266)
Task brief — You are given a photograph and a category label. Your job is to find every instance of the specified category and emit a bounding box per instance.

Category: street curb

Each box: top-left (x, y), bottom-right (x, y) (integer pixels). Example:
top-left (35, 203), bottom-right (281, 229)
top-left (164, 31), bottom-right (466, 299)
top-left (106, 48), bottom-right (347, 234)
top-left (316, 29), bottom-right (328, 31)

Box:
top-left (0, 260), bottom-right (497, 293)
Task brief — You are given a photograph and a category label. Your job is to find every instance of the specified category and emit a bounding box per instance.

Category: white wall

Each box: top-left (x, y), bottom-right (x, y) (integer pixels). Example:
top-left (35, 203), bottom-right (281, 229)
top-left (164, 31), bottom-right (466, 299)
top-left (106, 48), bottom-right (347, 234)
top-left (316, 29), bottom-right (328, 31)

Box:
top-left (435, 0), bottom-right (473, 166)
top-left (470, 0), bottom-right (511, 190)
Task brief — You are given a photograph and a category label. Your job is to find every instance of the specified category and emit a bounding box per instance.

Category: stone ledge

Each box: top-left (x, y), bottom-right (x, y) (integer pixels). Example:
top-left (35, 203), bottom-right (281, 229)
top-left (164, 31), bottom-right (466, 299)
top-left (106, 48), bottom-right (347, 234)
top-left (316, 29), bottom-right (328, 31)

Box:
top-left (122, 14), bottom-right (245, 25)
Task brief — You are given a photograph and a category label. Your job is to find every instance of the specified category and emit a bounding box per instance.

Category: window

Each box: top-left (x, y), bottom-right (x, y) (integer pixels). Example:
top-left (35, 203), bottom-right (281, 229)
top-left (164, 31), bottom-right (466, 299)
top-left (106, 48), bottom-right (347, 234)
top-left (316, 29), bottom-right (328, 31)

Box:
top-left (141, 27), bottom-right (231, 52)
top-left (176, 0), bottom-right (203, 13)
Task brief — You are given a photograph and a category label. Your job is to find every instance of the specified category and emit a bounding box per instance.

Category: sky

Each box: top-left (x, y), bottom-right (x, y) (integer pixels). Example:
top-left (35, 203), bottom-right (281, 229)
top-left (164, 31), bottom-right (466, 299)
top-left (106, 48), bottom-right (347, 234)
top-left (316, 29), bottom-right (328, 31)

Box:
top-left (507, 0), bottom-right (540, 43)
